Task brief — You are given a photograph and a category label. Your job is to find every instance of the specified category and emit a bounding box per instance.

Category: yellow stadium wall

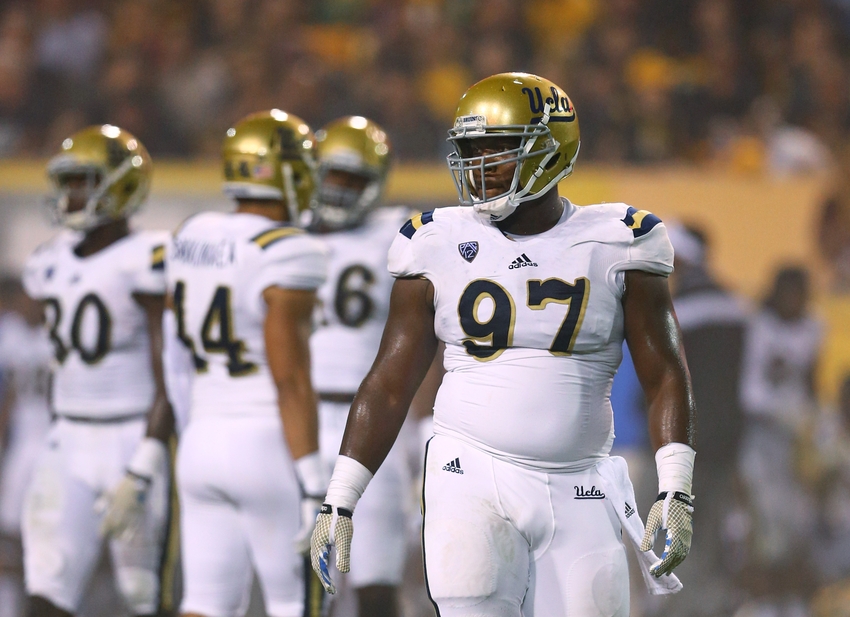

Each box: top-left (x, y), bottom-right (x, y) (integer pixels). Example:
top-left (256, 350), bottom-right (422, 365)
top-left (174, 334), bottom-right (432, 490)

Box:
top-left (0, 161), bottom-right (830, 297)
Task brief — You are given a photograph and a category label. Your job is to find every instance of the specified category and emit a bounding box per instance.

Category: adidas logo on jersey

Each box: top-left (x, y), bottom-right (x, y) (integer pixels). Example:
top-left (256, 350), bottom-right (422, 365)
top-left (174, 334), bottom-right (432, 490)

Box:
top-left (574, 485), bottom-right (605, 499)
top-left (442, 458), bottom-right (464, 474)
top-left (508, 253), bottom-right (537, 269)
top-left (625, 502), bottom-right (636, 518)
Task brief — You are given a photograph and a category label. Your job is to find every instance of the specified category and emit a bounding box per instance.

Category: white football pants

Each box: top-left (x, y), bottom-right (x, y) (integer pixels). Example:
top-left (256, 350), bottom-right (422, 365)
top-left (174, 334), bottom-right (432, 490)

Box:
top-left (177, 414), bottom-right (313, 617)
top-left (423, 434), bottom-right (629, 617)
top-left (22, 417), bottom-right (168, 614)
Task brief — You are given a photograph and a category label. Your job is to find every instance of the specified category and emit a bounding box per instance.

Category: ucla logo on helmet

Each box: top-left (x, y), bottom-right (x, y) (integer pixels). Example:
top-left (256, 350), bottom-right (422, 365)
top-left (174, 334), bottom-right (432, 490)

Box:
top-left (522, 86), bottom-right (576, 122)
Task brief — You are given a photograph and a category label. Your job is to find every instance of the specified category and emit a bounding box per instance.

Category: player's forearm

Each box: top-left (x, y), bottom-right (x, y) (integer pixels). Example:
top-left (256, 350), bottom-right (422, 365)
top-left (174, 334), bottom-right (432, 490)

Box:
top-left (276, 374), bottom-right (320, 460)
top-left (341, 374), bottom-right (414, 474)
top-left (645, 368), bottom-right (695, 451)
top-left (145, 391), bottom-right (175, 443)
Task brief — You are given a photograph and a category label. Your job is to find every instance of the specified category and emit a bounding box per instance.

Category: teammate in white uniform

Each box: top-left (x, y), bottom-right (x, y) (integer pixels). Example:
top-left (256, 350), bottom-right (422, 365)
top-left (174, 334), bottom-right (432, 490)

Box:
top-left (168, 110), bottom-right (328, 617)
top-left (20, 125), bottom-right (172, 617)
top-left (0, 279), bottom-right (52, 617)
top-left (312, 73), bottom-right (697, 617)
top-left (309, 116), bottom-right (412, 617)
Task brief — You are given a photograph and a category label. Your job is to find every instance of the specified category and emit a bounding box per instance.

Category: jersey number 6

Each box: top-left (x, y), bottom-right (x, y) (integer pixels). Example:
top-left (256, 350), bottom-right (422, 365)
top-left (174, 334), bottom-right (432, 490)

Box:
top-left (458, 277), bottom-right (589, 361)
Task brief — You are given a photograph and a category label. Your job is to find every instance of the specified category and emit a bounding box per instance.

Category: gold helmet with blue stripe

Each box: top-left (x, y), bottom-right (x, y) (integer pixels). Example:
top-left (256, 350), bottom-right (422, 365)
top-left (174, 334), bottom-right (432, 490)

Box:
top-left (47, 124), bottom-right (152, 230)
top-left (311, 116), bottom-right (392, 231)
top-left (447, 72), bottom-right (580, 221)
top-left (222, 109), bottom-right (317, 223)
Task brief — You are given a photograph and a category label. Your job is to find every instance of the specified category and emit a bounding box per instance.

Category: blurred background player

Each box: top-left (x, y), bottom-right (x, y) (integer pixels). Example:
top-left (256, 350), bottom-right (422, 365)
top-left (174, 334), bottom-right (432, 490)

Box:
top-left (20, 125), bottom-right (172, 617)
top-left (313, 72), bottom-right (697, 617)
top-left (0, 277), bottom-right (52, 617)
top-left (308, 116), bottom-right (412, 617)
top-left (737, 265), bottom-right (822, 614)
top-left (664, 222), bottom-right (751, 617)
top-left (167, 109), bottom-right (328, 617)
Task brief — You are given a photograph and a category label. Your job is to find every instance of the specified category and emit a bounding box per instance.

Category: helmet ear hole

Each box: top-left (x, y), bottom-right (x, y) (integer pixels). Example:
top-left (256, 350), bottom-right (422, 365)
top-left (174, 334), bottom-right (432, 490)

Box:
top-left (544, 153), bottom-right (561, 170)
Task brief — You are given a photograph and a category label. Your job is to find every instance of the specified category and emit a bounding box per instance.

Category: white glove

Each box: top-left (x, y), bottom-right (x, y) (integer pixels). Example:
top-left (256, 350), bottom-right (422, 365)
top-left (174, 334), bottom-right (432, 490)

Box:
top-left (294, 496), bottom-right (323, 554)
top-left (640, 491), bottom-right (694, 577)
top-left (99, 438), bottom-right (168, 541)
top-left (310, 503), bottom-right (354, 594)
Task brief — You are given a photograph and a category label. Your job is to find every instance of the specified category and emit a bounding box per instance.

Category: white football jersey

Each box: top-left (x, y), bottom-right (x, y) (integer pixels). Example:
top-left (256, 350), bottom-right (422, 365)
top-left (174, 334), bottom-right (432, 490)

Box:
top-left (388, 200), bottom-right (674, 471)
top-left (166, 212), bottom-right (327, 419)
top-left (0, 312), bottom-right (52, 433)
top-left (22, 230), bottom-right (168, 416)
top-left (310, 207), bottom-right (410, 393)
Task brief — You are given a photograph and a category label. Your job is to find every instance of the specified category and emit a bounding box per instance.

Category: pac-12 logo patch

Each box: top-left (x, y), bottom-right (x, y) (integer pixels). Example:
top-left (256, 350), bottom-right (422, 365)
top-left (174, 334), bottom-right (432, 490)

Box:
top-left (458, 241), bottom-right (479, 262)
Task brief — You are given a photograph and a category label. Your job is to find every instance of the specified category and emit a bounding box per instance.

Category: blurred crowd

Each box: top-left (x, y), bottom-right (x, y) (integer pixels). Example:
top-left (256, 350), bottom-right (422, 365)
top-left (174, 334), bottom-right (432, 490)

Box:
top-left (0, 0), bottom-right (849, 167)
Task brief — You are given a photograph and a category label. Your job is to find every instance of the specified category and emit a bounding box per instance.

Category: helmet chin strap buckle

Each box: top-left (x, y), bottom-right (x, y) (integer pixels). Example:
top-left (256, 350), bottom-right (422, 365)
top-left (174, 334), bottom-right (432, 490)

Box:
top-left (472, 193), bottom-right (518, 222)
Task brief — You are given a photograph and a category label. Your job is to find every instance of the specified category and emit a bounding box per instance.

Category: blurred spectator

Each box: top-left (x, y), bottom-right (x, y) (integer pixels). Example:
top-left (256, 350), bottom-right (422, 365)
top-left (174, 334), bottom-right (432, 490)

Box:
top-left (0, 0), bottom-right (849, 161)
top-left (665, 222), bottom-right (751, 617)
top-left (738, 266), bottom-right (822, 612)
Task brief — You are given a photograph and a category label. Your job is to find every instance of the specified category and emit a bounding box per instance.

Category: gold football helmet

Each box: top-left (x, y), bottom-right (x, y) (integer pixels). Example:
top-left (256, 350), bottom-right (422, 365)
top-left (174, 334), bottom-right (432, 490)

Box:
top-left (47, 125), bottom-right (152, 231)
top-left (447, 72), bottom-right (580, 221)
top-left (222, 109), bottom-right (317, 223)
top-left (311, 116), bottom-right (392, 231)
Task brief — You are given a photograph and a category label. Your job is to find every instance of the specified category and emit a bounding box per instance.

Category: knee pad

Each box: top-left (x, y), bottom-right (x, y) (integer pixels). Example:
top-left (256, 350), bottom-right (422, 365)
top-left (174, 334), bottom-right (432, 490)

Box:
top-left (114, 567), bottom-right (159, 615)
top-left (567, 548), bottom-right (629, 617)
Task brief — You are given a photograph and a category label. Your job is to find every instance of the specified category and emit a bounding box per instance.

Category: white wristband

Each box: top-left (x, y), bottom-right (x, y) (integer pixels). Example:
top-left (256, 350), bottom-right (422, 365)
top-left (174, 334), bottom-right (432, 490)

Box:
top-left (128, 437), bottom-right (168, 480)
top-left (655, 442), bottom-right (696, 495)
top-left (325, 455), bottom-right (374, 512)
top-left (294, 451), bottom-right (328, 498)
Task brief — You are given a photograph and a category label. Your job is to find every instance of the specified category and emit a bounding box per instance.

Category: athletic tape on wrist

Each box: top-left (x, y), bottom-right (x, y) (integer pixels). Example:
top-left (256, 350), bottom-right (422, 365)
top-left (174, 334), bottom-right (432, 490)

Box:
top-left (325, 455), bottom-right (373, 511)
top-left (294, 451), bottom-right (328, 498)
top-left (655, 442), bottom-right (696, 495)
top-left (127, 437), bottom-right (168, 479)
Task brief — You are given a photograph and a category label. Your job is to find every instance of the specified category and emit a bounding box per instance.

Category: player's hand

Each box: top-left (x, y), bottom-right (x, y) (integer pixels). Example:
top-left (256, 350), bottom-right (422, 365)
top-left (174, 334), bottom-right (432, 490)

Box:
top-left (294, 496), bottom-right (323, 554)
top-left (310, 503), bottom-right (354, 594)
top-left (99, 473), bottom-right (150, 541)
top-left (99, 437), bottom-right (168, 542)
top-left (640, 491), bottom-right (694, 577)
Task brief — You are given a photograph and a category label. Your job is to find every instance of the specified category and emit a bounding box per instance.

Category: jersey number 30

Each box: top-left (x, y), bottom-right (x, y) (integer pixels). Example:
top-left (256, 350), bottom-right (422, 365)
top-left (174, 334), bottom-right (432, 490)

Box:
top-left (43, 294), bottom-right (111, 365)
top-left (458, 277), bottom-right (589, 361)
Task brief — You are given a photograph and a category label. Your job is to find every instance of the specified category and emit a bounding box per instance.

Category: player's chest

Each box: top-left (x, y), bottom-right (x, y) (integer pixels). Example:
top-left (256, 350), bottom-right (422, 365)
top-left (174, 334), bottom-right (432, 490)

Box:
top-left (432, 239), bottom-right (621, 354)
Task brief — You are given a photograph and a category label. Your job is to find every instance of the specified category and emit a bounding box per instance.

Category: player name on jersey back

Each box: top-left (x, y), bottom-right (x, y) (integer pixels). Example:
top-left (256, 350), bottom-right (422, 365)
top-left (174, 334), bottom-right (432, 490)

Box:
top-left (388, 202), bottom-right (673, 471)
top-left (167, 212), bottom-right (327, 419)
top-left (23, 230), bottom-right (168, 417)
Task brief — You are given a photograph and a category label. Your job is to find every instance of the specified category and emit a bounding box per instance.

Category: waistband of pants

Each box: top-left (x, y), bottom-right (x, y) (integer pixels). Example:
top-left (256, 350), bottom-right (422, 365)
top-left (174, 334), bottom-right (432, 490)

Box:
top-left (56, 411), bottom-right (148, 424)
top-left (318, 392), bottom-right (357, 404)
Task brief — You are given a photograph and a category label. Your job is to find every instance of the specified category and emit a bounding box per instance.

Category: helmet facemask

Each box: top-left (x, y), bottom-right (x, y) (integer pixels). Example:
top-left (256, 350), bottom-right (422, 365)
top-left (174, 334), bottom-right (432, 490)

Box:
top-left (312, 163), bottom-right (381, 231)
top-left (449, 113), bottom-right (576, 221)
top-left (47, 153), bottom-right (142, 231)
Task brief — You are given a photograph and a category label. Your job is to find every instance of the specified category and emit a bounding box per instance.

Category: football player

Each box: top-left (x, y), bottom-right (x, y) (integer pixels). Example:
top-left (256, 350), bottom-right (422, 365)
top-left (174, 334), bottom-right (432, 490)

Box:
top-left (0, 278), bottom-right (52, 617)
top-left (21, 125), bottom-right (172, 617)
top-left (312, 73), bottom-right (697, 617)
top-left (308, 116), bottom-right (414, 617)
top-left (168, 110), bottom-right (328, 617)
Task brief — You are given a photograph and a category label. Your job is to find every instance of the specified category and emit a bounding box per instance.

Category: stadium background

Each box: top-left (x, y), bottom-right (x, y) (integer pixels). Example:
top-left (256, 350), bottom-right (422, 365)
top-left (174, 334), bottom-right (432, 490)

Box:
top-left (2, 1), bottom-right (850, 616)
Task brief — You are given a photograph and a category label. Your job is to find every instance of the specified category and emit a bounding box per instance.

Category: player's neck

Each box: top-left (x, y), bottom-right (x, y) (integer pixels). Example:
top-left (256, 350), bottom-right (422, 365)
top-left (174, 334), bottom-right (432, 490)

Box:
top-left (75, 218), bottom-right (130, 258)
top-left (495, 188), bottom-right (564, 236)
top-left (236, 200), bottom-right (291, 223)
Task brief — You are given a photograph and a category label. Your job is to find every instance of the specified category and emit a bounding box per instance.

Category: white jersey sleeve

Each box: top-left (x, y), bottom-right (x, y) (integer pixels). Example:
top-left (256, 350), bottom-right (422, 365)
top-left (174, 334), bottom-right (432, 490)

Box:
top-left (250, 226), bottom-right (328, 293)
top-left (131, 231), bottom-right (169, 295)
top-left (387, 210), bottom-right (437, 279)
top-left (608, 205), bottom-right (674, 278)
